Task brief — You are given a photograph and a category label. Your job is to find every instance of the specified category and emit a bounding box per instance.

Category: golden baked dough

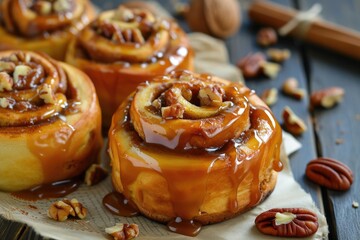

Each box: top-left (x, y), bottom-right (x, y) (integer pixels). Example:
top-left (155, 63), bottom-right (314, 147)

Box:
top-left (66, 5), bottom-right (194, 127)
top-left (108, 71), bottom-right (282, 226)
top-left (0, 0), bottom-right (95, 60)
top-left (0, 50), bottom-right (102, 192)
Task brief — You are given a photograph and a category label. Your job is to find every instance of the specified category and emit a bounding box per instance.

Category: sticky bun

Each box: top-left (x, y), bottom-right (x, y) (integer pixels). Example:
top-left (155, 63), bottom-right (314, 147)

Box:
top-left (66, 6), bottom-right (193, 127)
top-left (0, 51), bottom-right (102, 191)
top-left (0, 0), bottom-right (95, 60)
top-left (108, 71), bottom-right (282, 231)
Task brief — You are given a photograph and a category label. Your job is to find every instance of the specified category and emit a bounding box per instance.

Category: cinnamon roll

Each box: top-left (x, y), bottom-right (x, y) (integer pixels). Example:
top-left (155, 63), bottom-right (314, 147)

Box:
top-left (108, 71), bottom-right (282, 235)
top-left (0, 50), bottom-right (102, 192)
top-left (66, 6), bottom-right (193, 127)
top-left (0, 0), bottom-right (95, 60)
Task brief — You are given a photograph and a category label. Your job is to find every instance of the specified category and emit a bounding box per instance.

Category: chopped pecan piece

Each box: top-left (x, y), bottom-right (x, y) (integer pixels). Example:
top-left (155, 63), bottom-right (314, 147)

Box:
top-left (105, 223), bottom-right (139, 240)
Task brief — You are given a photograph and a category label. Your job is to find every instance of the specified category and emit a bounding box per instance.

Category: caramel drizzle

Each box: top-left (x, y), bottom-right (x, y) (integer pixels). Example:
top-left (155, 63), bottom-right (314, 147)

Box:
top-left (109, 71), bottom-right (283, 236)
top-left (0, 52), bottom-right (71, 126)
top-left (0, 0), bottom-right (84, 37)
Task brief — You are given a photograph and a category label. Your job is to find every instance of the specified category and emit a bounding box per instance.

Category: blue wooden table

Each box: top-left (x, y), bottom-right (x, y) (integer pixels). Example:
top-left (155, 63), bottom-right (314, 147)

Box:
top-left (1, 0), bottom-right (359, 239)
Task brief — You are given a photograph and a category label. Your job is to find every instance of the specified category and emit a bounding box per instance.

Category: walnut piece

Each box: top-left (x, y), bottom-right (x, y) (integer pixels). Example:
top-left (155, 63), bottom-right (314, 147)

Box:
top-left (13, 65), bottom-right (31, 83)
top-left (113, 6), bottom-right (135, 22)
top-left (0, 61), bottom-right (16, 73)
top-left (161, 103), bottom-right (185, 119)
top-left (48, 199), bottom-right (87, 221)
top-left (267, 48), bottom-right (291, 62)
top-left (261, 88), bottom-right (278, 106)
top-left (0, 72), bottom-right (13, 92)
top-left (0, 97), bottom-right (10, 108)
top-left (310, 87), bottom-right (345, 109)
top-left (105, 223), bottom-right (139, 240)
top-left (257, 28), bottom-right (277, 47)
top-left (39, 84), bottom-right (56, 104)
top-left (84, 164), bottom-right (108, 186)
top-left (53, 0), bottom-right (71, 13)
top-left (33, 1), bottom-right (52, 15)
top-left (47, 200), bottom-right (75, 222)
top-left (282, 77), bottom-right (305, 100)
top-left (282, 106), bottom-right (307, 135)
top-left (237, 53), bottom-right (266, 78)
top-left (260, 61), bottom-right (281, 79)
top-left (198, 85), bottom-right (224, 107)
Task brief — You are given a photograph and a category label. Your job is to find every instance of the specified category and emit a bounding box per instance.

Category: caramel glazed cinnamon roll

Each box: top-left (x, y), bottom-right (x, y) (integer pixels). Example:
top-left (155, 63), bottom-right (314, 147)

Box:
top-left (109, 71), bottom-right (283, 228)
top-left (0, 0), bottom-right (95, 60)
top-left (66, 5), bottom-right (193, 127)
top-left (0, 51), bottom-right (102, 192)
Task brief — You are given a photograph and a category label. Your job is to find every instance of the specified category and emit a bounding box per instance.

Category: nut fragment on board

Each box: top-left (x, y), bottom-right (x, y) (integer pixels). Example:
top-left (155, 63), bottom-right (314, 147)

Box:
top-left (261, 88), bottom-right (278, 106)
top-left (282, 106), bottom-right (307, 135)
top-left (237, 53), bottom-right (265, 78)
top-left (306, 157), bottom-right (353, 191)
top-left (85, 164), bottom-right (108, 186)
top-left (255, 208), bottom-right (318, 237)
top-left (310, 87), bottom-right (345, 109)
top-left (282, 78), bottom-right (305, 100)
top-left (105, 223), bottom-right (139, 240)
top-left (48, 199), bottom-right (87, 221)
top-left (267, 48), bottom-right (291, 62)
top-left (353, 201), bottom-right (359, 208)
top-left (261, 61), bottom-right (281, 79)
top-left (257, 28), bottom-right (277, 47)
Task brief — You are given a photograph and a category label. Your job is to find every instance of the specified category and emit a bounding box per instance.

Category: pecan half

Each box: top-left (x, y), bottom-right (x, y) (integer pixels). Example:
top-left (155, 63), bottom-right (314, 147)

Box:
top-left (255, 208), bottom-right (318, 237)
top-left (306, 157), bottom-right (353, 191)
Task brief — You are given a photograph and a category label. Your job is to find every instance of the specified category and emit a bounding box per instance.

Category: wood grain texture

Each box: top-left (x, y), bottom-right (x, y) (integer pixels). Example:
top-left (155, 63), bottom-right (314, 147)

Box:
top-left (299, 0), bottom-right (360, 239)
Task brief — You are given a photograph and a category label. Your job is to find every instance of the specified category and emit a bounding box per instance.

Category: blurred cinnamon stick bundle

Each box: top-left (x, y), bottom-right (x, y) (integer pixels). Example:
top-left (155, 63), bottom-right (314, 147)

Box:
top-left (249, 1), bottom-right (360, 60)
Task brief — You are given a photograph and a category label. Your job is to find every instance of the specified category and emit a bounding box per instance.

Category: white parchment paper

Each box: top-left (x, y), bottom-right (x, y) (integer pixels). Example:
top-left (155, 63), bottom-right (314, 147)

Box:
top-left (0, 133), bottom-right (328, 240)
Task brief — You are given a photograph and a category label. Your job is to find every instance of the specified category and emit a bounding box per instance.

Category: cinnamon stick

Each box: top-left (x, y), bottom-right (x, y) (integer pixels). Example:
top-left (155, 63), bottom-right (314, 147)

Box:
top-left (249, 1), bottom-right (360, 60)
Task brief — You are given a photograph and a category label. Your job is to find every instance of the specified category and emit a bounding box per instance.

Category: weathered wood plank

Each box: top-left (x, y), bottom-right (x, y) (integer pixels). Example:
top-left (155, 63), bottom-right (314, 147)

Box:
top-left (228, 0), bottom-right (322, 206)
top-left (299, 0), bottom-right (360, 239)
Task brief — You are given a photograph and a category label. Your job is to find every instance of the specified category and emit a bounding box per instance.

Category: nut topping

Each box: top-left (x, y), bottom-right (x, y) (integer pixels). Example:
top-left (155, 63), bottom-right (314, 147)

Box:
top-left (105, 223), bottom-right (139, 240)
top-left (255, 208), bottom-right (319, 237)
top-left (39, 84), bottom-right (56, 104)
top-left (267, 48), bottom-right (291, 62)
top-left (53, 0), bottom-right (71, 13)
top-left (261, 88), bottom-right (278, 106)
top-left (306, 157), bottom-right (353, 191)
top-left (282, 77), bottom-right (305, 100)
top-left (257, 28), bottom-right (278, 47)
top-left (0, 61), bottom-right (15, 73)
top-left (310, 87), bottom-right (345, 109)
top-left (48, 199), bottom-right (87, 221)
top-left (261, 61), bottom-right (281, 79)
top-left (13, 65), bottom-right (31, 83)
top-left (33, 1), bottom-right (52, 15)
top-left (84, 164), bottom-right (108, 186)
top-left (0, 72), bottom-right (13, 92)
top-left (161, 103), bottom-right (185, 119)
top-left (198, 85), bottom-right (224, 107)
top-left (282, 106), bottom-right (307, 135)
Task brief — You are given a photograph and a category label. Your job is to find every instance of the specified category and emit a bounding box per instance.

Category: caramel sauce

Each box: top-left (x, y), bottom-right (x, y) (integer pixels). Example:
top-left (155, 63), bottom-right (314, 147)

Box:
top-left (167, 217), bottom-right (202, 237)
top-left (102, 192), bottom-right (139, 217)
top-left (11, 178), bottom-right (81, 201)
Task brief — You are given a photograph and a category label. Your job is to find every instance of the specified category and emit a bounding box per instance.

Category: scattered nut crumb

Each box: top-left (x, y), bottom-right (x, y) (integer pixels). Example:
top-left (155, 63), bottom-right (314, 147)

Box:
top-left (267, 48), bottom-right (291, 62)
top-left (335, 138), bottom-right (344, 145)
top-left (257, 27), bottom-right (277, 47)
top-left (105, 223), bottom-right (139, 240)
top-left (282, 106), bottom-right (307, 135)
top-left (261, 88), bottom-right (278, 106)
top-left (353, 201), bottom-right (359, 208)
top-left (282, 77), bottom-right (305, 100)
top-left (261, 61), bottom-right (281, 79)
top-left (84, 164), bottom-right (108, 186)
top-left (237, 53), bottom-right (266, 78)
top-left (310, 87), bottom-right (345, 109)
